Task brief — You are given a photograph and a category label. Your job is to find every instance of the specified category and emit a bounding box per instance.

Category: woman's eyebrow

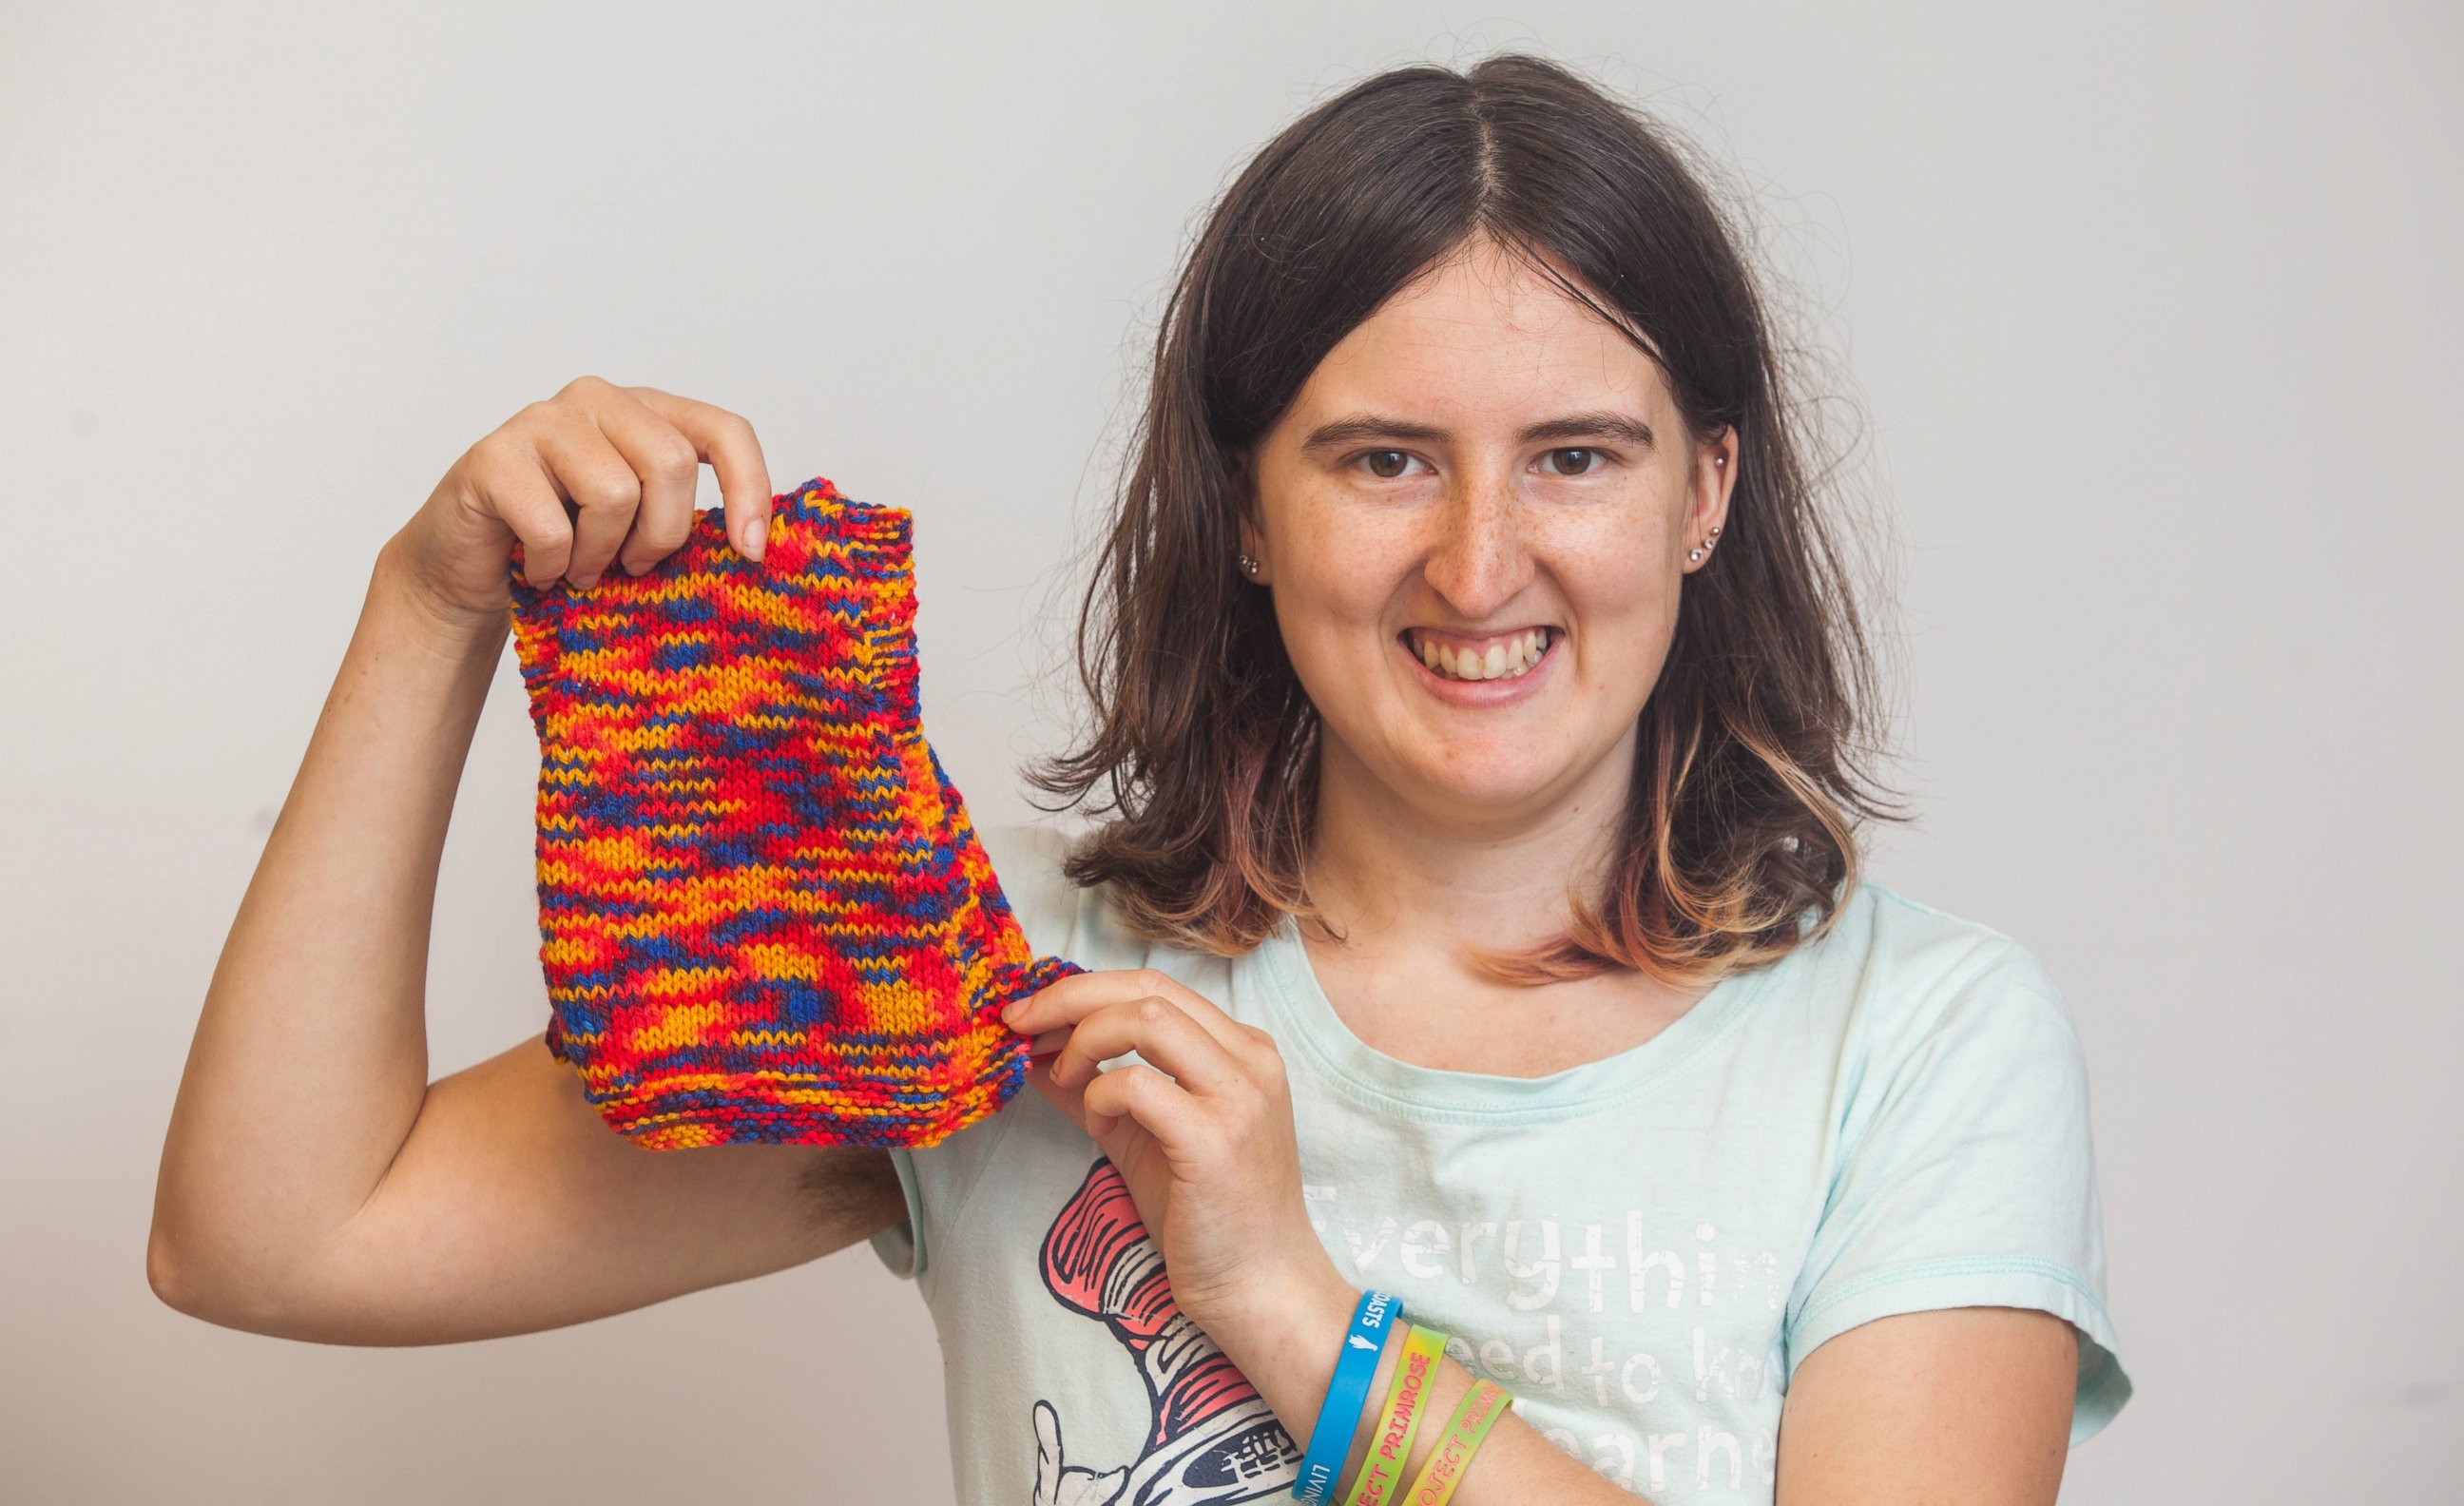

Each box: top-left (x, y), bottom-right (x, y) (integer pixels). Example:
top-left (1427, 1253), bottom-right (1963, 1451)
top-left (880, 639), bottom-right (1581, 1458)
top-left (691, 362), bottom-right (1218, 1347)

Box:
top-left (1299, 411), bottom-right (1657, 453)
top-left (1523, 412), bottom-right (1657, 450)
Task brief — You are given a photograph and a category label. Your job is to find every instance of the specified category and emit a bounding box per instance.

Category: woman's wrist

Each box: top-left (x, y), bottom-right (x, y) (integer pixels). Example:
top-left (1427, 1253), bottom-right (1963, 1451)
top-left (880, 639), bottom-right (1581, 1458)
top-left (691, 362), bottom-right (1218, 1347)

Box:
top-left (1190, 1249), bottom-right (1358, 1377)
top-left (1200, 1264), bottom-right (1403, 1495)
top-left (372, 530), bottom-right (512, 662)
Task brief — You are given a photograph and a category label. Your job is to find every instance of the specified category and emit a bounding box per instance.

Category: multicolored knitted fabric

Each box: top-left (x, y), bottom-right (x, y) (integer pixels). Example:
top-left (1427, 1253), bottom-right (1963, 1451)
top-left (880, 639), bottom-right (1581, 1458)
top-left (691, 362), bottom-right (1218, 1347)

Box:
top-left (505, 474), bottom-right (1083, 1151)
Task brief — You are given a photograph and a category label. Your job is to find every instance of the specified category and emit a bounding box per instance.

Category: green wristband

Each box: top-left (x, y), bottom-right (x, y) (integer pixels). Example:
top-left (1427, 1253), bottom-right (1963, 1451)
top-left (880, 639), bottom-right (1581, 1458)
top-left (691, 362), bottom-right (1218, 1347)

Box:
top-left (1397, 1378), bottom-right (1512, 1506)
top-left (1339, 1323), bottom-right (1450, 1506)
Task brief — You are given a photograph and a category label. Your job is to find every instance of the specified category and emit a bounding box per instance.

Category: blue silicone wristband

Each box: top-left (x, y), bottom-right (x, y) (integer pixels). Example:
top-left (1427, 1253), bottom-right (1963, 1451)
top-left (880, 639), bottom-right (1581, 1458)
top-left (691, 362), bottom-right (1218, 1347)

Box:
top-left (1292, 1288), bottom-right (1404, 1502)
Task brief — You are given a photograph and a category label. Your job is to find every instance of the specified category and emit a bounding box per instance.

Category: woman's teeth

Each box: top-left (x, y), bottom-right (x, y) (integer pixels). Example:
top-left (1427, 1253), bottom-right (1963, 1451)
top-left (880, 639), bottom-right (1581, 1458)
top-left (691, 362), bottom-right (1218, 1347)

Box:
top-left (1412, 628), bottom-right (1551, 682)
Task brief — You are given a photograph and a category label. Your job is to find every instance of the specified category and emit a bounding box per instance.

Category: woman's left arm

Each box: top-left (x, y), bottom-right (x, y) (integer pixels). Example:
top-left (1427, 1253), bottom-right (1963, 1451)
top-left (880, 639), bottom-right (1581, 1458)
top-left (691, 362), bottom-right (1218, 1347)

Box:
top-left (1771, 1305), bottom-right (2076, 1503)
top-left (1007, 969), bottom-right (2079, 1504)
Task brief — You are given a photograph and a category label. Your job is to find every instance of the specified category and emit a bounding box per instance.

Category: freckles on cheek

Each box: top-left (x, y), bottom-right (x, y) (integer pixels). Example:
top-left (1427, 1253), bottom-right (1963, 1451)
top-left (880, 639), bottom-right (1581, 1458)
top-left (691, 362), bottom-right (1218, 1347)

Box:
top-left (1280, 565), bottom-right (1382, 678)
top-left (1287, 502), bottom-right (1403, 614)
top-left (1272, 530), bottom-right (1402, 698)
top-left (1562, 543), bottom-right (1681, 670)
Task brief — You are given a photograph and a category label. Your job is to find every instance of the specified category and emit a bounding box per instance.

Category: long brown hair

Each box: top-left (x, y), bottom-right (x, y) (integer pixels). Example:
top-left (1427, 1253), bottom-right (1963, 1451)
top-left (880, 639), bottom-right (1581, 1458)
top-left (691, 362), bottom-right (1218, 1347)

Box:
top-left (1025, 52), bottom-right (1911, 987)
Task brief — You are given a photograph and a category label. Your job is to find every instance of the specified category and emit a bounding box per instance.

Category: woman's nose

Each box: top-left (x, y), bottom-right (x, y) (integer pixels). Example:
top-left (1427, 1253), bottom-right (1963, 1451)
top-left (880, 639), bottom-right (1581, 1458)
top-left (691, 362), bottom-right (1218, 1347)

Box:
top-left (1420, 473), bottom-right (1534, 618)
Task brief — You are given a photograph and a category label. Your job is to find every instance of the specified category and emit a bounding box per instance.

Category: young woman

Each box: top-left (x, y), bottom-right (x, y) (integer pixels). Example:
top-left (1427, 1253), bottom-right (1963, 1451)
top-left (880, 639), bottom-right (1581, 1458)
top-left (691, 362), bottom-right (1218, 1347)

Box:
top-left (150, 53), bottom-right (2128, 1505)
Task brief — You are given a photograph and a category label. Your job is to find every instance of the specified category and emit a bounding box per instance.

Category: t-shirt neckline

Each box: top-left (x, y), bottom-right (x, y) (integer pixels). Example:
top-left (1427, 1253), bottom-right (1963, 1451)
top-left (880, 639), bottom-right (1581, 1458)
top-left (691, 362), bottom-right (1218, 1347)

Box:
top-left (1242, 912), bottom-right (1789, 1125)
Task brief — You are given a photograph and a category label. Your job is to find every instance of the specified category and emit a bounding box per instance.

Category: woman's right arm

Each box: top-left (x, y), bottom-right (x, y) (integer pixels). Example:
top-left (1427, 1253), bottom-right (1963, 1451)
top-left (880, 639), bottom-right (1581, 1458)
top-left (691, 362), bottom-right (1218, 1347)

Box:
top-left (146, 377), bottom-right (906, 1345)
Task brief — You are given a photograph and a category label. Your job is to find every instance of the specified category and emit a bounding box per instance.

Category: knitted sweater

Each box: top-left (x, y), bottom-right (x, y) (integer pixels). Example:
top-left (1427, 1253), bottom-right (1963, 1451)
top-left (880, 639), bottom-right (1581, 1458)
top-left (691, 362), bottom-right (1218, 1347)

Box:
top-left (506, 475), bottom-right (1081, 1150)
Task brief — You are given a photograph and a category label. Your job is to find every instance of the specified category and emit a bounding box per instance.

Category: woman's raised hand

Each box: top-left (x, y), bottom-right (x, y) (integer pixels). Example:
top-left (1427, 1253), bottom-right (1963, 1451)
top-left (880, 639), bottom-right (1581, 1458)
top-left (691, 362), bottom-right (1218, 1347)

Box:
top-left (1005, 968), bottom-right (1347, 1339)
top-left (389, 375), bottom-right (775, 628)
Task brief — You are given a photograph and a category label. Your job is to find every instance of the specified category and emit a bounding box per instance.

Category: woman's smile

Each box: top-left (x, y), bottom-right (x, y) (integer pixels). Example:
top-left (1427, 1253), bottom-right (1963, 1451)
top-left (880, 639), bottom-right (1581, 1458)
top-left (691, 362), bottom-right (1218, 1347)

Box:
top-left (1397, 624), bottom-right (1559, 705)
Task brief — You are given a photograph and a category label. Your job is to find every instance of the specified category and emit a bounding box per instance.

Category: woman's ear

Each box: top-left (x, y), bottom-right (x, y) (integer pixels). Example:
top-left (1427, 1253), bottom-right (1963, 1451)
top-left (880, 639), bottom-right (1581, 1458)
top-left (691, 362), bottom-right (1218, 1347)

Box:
top-left (1236, 524), bottom-right (1269, 585)
top-left (1230, 451), bottom-right (1268, 583)
top-left (1685, 425), bottom-right (1739, 572)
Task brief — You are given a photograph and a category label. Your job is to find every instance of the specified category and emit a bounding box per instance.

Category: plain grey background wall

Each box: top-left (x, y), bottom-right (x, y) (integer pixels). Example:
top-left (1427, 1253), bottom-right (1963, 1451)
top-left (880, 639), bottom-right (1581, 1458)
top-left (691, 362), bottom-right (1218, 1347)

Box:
top-left (3, 1), bottom-right (2455, 1501)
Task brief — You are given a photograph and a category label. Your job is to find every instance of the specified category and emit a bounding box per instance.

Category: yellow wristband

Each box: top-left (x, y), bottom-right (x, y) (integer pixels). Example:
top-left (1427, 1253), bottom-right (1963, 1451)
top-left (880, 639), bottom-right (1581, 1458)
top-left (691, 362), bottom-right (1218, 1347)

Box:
top-left (1338, 1323), bottom-right (1450, 1506)
top-left (1397, 1378), bottom-right (1511, 1506)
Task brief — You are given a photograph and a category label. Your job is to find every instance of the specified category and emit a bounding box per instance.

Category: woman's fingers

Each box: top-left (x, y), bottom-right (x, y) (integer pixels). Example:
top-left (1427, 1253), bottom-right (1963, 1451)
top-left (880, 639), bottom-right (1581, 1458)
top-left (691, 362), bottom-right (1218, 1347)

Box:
top-left (506, 378), bottom-right (777, 591)
top-left (467, 429), bottom-right (580, 590)
top-left (401, 376), bottom-right (771, 623)
top-left (573, 384), bottom-right (704, 578)
top-left (1009, 967), bottom-right (1268, 1065)
top-left (1039, 992), bottom-right (1250, 1100)
top-left (525, 403), bottom-right (645, 589)
top-left (623, 385), bottom-right (774, 562)
top-left (1078, 1061), bottom-right (1206, 1146)
top-left (1019, 969), bottom-right (1291, 1154)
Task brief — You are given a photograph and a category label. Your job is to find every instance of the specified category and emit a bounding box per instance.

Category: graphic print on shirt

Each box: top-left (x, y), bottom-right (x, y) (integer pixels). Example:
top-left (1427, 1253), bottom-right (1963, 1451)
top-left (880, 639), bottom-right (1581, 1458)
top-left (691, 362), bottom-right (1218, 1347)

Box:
top-left (1030, 1155), bottom-right (1302, 1505)
top-left (1301, 1183), bottom-right (1786, 1497)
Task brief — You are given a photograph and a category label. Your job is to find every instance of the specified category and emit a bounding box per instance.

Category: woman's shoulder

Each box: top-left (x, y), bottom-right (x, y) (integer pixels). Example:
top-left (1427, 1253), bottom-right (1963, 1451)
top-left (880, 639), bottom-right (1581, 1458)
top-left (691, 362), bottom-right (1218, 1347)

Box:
top-left (1809, 874), bottom-right (2083, 1071)
top-left (1845, 876), bottom-right (2059, 991)
top-left (1839, 874), bottom-right (2030, 966)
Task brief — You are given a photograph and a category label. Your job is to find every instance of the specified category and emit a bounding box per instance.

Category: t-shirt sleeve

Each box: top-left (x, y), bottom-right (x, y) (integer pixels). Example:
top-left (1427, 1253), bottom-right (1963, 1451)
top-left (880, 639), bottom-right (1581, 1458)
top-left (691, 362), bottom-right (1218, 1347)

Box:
top-left (1782, 937), bottom-right (2132, 1443)
top-left (866, 819), bottom-right (1088, 1289)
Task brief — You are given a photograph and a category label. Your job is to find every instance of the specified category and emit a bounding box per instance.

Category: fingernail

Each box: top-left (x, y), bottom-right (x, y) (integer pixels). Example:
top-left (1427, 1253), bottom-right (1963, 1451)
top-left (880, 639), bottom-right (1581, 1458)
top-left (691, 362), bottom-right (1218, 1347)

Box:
top-left (743, 514), bottom-right (768, 560)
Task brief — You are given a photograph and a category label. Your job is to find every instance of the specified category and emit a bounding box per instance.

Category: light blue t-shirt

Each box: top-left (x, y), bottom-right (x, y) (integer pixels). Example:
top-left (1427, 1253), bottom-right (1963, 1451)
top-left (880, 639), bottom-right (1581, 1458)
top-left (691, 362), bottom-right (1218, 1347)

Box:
top-left (870, 822), bottom-right (2130, 1504)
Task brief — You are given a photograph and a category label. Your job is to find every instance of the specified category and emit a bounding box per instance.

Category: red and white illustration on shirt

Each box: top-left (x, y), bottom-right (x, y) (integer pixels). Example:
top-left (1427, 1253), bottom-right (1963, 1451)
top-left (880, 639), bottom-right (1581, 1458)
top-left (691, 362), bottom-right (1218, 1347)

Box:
top-left (1030, 1156), bottom-right (1304, 1505)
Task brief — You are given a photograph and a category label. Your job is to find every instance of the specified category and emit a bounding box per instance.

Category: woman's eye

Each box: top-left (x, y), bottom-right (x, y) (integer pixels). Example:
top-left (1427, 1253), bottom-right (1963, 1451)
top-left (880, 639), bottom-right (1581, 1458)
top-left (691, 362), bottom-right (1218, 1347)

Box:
top-left (1545, 448), bottom-right (1600, 476)
top-left (1361, 450), bottom-right (1413, 479)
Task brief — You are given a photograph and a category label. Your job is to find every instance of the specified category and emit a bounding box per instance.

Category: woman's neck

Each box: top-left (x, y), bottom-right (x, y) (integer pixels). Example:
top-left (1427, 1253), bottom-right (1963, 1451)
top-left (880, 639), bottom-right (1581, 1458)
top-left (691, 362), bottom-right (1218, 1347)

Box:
top-left (1291, 722), bottom-right (1714, 1076)
top-left (1299, 723), bottom-right (1637, 964)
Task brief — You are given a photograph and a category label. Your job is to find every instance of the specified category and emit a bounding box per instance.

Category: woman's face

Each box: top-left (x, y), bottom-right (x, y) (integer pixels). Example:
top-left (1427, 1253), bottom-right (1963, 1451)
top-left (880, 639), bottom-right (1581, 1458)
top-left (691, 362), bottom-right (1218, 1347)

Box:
top-left (1243, 235), bottom-right (1735, 829)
